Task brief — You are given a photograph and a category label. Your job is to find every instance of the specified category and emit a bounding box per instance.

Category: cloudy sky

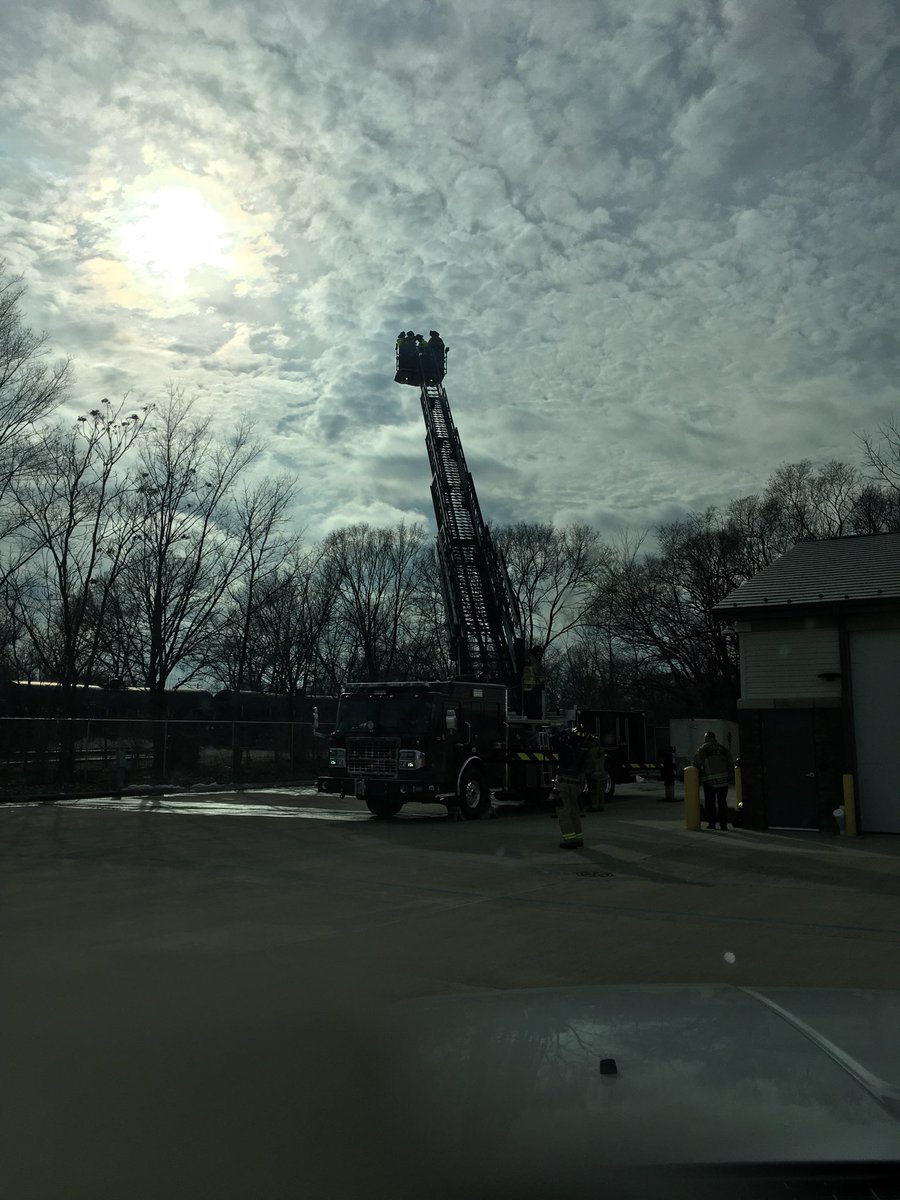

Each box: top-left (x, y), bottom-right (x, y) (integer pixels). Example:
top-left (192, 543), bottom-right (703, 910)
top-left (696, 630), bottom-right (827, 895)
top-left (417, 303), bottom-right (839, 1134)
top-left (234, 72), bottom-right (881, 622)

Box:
top-left (1, 0), bottom-right (898, 540)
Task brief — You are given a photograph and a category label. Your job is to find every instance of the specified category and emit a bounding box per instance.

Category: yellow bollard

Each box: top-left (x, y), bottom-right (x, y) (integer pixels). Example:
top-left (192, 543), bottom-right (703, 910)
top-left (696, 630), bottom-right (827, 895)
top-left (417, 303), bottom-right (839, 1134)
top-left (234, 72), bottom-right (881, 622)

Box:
top-left (684, 766), bottom-right (701, 831)
top-left (842, 774), bottom-right (858, 837)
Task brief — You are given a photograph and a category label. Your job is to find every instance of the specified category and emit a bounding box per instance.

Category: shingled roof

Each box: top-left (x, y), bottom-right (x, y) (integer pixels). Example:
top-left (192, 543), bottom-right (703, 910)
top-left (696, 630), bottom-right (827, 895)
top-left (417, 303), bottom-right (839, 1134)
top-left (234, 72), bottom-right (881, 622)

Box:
top-left (714, 532), bottom-right (900, 613)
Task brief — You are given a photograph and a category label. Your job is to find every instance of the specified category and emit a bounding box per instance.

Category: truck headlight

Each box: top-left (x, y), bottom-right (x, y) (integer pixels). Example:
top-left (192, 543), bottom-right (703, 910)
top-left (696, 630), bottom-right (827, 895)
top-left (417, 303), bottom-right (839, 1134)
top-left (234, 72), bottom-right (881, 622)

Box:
top-left (328, 747), bottom-right (346, 768)
top-left (400, 749), bottom-right (425, 770)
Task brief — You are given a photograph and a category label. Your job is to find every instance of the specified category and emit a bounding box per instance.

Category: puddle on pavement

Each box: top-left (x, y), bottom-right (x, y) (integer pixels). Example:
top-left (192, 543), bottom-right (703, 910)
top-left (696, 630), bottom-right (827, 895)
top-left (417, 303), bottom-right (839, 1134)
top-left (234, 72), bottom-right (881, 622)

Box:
top-left (51, 798), bottom-right (371, 821)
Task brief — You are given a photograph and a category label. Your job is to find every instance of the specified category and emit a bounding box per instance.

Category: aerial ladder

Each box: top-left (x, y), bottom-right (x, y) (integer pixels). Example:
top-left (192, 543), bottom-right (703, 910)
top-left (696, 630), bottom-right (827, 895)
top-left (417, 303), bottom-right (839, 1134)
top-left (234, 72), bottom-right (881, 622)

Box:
top-left (410, 350), bottom-right (630, 795)
top-left (319, 337), bottom-right (588, 813)
top-left (395, 335), bottom-right (525, 697)
top-left (319, 335), bottom-right (618, 810)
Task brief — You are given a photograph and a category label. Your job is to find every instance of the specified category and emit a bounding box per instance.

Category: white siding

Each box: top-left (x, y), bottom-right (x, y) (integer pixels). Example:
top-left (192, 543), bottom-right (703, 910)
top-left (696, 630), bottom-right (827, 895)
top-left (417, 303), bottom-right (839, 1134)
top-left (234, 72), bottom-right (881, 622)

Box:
top-left (739, 628), bottom-right (841, 701)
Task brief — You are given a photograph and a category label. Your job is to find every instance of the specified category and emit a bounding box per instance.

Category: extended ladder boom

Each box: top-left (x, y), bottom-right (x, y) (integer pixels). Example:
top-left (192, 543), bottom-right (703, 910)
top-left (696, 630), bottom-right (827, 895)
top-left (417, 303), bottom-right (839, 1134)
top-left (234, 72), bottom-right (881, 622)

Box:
top-left (418, 375), bottom-right (523, 689)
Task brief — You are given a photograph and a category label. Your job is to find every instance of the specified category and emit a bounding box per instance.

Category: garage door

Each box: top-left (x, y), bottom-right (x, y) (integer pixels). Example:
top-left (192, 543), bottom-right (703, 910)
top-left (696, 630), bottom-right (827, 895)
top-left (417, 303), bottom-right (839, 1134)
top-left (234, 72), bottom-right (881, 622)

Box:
top-left (850, 629), bottom-right (900, 834)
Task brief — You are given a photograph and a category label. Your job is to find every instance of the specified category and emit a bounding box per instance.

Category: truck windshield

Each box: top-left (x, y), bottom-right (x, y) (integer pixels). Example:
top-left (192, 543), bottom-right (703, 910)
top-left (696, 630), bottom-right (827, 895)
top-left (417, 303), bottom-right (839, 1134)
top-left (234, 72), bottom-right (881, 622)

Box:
top-left (335, 694), bottom-right (435, 735)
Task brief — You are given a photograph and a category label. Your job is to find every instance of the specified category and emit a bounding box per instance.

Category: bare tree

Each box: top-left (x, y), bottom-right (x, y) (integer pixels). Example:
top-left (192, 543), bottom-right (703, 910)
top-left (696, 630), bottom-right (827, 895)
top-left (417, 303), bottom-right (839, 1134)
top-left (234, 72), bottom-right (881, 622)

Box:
top-left (308, 581), bottom-right (357, 695)
top-left (211, 533), bottom-right (422, 699)
top-left (848, 481), bottom-right (900, 534)
top-left (397, 544), bottom-right (452, 679)
top-left (554, 530), bottom-right (642, 710)
top-left (496, 521), bottom-right (603, 652)
top-left (0, 263), bottom-right (71, 571)
top-left (0, 264), bottom-right (70, 459)
top-left (755, 459), bottom-right (885, 548)
top-left (208, 543), bottom-right (341, 698)
top-left (210, 475), bottom-right (299, 695)
top-left (321, 522), bottom-right (428, 682)
top-left (267, 548), bottom-right (341, 697)
top-left (603, 514), bottom-right (742, 716)
top-left (85, 391), bottom-right (263, 775)
top-left (117, 390), bottom-right (261, 701)
top-left (722, 493), bottom-right (788, 577)
top-left (861, 417), bottom-right (900, 497)
top-left (4, 400), bottom-right (145, 773)
top-left (726, 459), bottom-right (900, 567)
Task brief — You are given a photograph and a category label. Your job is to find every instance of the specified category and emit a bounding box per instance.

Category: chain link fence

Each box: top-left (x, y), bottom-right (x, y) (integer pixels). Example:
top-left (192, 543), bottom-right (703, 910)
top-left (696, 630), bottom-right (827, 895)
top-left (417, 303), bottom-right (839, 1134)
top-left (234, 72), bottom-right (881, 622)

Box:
top-left (0, 717), bottom-right (327, 795)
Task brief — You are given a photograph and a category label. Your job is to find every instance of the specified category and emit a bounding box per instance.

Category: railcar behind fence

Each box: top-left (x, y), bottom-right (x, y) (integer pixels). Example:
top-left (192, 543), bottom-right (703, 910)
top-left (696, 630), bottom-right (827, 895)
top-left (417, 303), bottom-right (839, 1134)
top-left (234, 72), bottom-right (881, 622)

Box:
top-left (0, 682), bottom-right (338, 793)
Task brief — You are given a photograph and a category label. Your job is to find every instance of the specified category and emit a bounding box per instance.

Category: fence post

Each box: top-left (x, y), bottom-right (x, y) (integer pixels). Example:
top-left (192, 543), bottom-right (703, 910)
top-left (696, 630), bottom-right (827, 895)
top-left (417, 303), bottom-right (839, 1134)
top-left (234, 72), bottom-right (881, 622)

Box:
top-left (114, 732), bottom-right (126, 793)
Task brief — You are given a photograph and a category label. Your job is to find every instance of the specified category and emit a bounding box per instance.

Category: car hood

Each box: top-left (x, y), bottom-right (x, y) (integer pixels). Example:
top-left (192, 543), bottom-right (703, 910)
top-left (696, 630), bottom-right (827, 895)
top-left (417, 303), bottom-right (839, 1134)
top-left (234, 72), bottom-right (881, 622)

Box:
top-left (386, 986), bottom-right (900, 1190)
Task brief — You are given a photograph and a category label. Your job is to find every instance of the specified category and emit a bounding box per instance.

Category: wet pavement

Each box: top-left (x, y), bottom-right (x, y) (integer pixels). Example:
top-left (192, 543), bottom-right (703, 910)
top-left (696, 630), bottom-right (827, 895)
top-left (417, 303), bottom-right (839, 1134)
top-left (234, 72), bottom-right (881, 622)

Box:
top-left (3, 781), bottom-right (900, 1198)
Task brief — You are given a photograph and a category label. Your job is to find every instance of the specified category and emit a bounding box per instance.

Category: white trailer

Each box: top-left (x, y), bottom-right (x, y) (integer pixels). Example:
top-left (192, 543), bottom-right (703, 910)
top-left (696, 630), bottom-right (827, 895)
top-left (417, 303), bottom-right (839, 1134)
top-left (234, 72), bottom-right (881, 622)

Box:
top-left (669, 718), bottom-right (740, 772)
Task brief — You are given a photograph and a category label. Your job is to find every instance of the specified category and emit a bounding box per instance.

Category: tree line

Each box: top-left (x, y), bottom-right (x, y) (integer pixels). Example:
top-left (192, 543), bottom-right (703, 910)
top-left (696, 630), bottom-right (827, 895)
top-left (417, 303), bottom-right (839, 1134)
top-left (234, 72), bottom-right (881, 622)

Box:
top-left (2, 263), bottom-right (899, 728)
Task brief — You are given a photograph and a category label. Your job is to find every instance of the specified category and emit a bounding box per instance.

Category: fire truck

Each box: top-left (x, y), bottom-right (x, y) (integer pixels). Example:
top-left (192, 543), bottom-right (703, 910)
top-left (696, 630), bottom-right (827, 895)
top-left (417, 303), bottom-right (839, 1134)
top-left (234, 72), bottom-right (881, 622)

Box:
top-left (317, 338), bottom-right (584, 818)
top-left (319, 679), bottom-right (526, 818)
top-left (317, 339), bottom-right (555, 817)
top-left (575, 707), bottom-right (651, 799)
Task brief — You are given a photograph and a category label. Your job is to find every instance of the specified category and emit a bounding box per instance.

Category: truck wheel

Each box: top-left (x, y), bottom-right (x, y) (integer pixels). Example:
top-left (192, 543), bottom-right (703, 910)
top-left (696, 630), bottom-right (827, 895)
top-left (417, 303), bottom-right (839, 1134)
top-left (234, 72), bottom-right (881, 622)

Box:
top-left (365, 797), bottom-right (404, 819)
top-left (458, 764), bottom-right (490, 819)
top-left (604, 774), bottom-right (616, 801)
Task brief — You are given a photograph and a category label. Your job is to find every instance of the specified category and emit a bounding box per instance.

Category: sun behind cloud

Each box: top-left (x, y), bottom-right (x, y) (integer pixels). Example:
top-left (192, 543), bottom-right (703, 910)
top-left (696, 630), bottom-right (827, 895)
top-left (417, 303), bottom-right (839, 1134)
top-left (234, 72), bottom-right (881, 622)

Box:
top-left (77, 162), bottom-right (283, 316)
top-left (120, 185), bottom-right (230, 287)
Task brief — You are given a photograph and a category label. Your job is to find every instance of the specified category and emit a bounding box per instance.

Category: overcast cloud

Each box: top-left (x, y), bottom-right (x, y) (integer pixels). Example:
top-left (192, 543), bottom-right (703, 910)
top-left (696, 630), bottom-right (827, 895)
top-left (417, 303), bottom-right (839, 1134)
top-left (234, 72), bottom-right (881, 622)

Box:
top-left (1, 0), bottom-right (898, 538)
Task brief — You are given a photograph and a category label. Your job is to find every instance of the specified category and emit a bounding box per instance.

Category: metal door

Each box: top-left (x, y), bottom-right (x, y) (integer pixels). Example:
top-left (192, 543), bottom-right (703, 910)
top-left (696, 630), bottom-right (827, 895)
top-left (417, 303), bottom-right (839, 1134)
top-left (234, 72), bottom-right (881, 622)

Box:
top-left (760, 709), bottom-right (818, 829)
top-left (850, 630), bottom-right (900, 833)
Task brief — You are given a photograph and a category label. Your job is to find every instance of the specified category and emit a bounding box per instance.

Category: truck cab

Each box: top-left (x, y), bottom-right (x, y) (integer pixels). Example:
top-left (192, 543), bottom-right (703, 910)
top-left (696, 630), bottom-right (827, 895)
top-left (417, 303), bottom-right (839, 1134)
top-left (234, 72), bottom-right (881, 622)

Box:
top-left (576, 707), bottom-right (649, 799)
top-left (318, 680), bottom-right (508, 819)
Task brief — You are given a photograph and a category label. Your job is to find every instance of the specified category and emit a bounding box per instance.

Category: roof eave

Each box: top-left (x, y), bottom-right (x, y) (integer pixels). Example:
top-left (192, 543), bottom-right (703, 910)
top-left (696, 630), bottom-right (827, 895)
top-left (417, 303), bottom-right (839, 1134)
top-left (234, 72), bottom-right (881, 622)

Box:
top-left (713, 594), bottom-right (900, 618)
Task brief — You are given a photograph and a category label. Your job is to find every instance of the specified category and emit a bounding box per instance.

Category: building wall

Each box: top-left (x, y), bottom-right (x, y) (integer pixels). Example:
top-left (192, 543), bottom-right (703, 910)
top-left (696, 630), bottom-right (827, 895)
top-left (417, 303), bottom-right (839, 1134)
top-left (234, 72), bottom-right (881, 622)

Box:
top-left (736, 621), bottom-right (843, 829)
top-left (734, 615), bottom-right (845, 831)
top-left (738, 624), bottom-right (841, 703)
top-left (729, 604), bottom-right (900, 833)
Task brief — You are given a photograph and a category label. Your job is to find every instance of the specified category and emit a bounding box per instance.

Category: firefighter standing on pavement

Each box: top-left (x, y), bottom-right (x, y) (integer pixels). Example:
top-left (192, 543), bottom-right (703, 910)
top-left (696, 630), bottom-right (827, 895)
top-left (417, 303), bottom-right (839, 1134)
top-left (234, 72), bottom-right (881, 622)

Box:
top-left (550, 726), bottom-right (593, 849)
top-left (692, 730), bottom-right (735, 831)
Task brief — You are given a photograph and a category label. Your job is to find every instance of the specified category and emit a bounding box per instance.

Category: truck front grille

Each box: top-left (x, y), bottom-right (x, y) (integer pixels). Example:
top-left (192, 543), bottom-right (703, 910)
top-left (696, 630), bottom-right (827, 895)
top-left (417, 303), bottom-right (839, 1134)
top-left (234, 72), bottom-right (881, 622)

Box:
top-left (347, 737), bottom-right (399, 778)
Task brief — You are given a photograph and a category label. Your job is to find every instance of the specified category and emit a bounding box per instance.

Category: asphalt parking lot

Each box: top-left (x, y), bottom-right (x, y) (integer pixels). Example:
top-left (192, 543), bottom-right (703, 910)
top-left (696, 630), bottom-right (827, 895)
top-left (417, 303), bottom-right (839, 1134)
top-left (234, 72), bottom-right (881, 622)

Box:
top-left (4, 781), bottom-right (900, 1198)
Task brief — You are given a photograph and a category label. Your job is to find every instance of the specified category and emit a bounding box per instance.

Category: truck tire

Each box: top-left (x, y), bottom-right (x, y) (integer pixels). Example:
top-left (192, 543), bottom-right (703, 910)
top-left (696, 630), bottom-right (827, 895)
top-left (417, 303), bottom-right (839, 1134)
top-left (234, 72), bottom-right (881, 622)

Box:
top-left (365, 797), bottom-right (404, 819)
top-left (457, 763), bottom-right (491, 820)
